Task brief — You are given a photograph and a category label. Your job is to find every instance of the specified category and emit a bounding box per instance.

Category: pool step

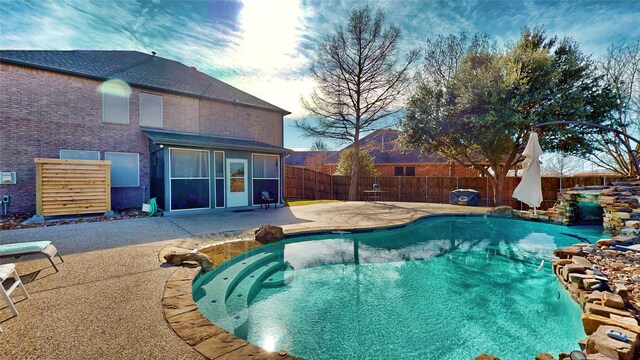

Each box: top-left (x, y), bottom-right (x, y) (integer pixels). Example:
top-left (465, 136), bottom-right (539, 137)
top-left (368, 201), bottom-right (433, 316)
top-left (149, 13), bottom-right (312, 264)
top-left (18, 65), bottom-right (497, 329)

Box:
top-left (262, 266), bottom-right (295, 288)
top-left (192, 251), bottom-right (280, 332)
top-left (226, 260), bottom-right (285, 315)
top-left (227, 260), bottom-right (287, 338)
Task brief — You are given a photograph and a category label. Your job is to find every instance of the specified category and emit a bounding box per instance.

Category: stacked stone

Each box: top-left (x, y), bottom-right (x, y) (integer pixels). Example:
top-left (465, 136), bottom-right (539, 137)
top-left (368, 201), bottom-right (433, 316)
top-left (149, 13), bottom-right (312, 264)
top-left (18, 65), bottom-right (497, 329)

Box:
top-left (598, 181), bottom-right (640, 235)
top-left (553, 244), bottom-right (640, 360)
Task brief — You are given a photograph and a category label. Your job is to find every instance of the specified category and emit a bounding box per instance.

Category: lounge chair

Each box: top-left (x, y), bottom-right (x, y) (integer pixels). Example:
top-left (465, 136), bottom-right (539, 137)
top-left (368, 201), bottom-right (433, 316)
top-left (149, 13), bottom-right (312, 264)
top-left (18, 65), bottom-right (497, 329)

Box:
top-left (0, 241), bottom-right (64, 272)
top-left (259, 191), bottom-right (277, 209)
top-left (0, 263), bottom-right (30, 333)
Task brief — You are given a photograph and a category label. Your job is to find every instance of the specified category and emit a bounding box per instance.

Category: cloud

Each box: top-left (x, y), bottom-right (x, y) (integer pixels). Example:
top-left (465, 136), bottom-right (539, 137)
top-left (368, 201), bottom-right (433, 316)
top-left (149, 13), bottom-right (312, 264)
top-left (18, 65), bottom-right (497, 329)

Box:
top-left (1, 0), bottom-right (639, 133)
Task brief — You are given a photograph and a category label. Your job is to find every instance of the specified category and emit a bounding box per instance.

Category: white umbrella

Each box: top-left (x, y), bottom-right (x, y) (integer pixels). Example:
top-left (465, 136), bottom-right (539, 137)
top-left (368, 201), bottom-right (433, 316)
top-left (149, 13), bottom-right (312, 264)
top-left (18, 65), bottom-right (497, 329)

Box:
top-left (513, 131), bottom-right (543, 213)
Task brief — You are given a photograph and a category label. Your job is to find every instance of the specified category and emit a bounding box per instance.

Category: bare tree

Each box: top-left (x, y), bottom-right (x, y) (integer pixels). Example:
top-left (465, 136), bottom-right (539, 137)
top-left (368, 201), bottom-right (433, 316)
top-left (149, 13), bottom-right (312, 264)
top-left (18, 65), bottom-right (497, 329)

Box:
top-left (297, 6), bottom-right (419, 200)
top-left (310, 139), bottom-right (329, 151)
top-left (589, 40), bottom-right (640, 176)
top-left (544, 154), bottom-right (583, 177)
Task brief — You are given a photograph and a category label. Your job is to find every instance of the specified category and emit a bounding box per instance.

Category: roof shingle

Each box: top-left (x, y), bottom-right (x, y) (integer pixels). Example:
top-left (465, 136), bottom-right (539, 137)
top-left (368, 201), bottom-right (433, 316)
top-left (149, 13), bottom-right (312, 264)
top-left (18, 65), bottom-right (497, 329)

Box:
top-left (0, 50), bottom-right (289, 114)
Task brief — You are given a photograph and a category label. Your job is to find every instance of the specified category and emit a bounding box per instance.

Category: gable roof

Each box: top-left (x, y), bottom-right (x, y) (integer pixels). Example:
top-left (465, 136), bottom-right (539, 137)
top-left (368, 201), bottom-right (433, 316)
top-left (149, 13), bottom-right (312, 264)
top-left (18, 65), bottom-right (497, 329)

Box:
top-left (285, 129), bottom-right (451, 166)
top-left (0, 50), bottom-right (289, 115)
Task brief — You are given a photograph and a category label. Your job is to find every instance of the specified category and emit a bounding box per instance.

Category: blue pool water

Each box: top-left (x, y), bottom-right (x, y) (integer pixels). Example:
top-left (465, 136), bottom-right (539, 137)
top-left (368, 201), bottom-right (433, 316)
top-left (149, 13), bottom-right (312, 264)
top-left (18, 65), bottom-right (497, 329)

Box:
top-left (193, 216), bottom-right (602, 359)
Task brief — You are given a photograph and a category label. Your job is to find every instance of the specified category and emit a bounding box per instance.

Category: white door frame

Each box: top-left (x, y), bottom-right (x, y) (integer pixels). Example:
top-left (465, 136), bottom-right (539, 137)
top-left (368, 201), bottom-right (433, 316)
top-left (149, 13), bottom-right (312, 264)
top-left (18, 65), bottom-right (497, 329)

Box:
top-left (226, 158), bottom-right (248, 207)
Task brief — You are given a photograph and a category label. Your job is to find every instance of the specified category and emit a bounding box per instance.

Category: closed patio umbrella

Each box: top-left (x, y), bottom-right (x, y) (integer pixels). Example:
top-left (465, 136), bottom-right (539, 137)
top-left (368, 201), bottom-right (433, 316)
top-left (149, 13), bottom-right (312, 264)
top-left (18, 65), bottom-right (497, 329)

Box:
top-left (513, 131), bottom-right (543, 213)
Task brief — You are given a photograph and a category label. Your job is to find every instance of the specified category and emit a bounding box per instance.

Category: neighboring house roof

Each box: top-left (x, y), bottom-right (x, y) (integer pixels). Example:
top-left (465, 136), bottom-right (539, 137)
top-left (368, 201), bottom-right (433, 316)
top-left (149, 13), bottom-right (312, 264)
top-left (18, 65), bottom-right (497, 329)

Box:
top-left (141, 128), bottom-right (290, 154)
top-left (0, 50), bottom-right (290, 115)
top-left (286, 129), bottom-right (450, 166)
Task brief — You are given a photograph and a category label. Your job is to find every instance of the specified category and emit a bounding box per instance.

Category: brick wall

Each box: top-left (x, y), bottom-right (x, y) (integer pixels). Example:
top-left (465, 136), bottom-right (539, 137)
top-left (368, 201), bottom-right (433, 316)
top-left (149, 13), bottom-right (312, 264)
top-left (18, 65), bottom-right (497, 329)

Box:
top-left (0, 63), bottom-right (284, 214)
top-left (375, 163), bottom-right (480, 177)
top-left (198, 100), bottom-right (283, 146)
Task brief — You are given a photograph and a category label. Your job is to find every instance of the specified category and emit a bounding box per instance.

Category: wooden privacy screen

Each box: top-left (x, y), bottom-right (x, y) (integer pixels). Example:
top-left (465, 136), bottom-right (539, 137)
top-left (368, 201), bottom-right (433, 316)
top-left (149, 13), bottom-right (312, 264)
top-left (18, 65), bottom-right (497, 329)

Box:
top-left (35, 158), bottom-right (111, 216)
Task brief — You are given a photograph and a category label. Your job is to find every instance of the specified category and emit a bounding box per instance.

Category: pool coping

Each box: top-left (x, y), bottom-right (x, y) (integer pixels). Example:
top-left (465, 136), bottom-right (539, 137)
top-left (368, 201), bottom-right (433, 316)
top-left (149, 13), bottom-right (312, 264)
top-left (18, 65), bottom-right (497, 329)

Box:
top-left (161, 211), bottom-right (502, 359)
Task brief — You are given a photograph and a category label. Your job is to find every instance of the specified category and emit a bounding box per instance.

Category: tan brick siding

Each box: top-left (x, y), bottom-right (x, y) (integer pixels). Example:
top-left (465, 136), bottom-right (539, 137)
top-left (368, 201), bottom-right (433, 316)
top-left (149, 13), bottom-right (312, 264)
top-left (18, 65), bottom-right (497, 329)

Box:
top-left (0, 63), bottom-right (284, 213)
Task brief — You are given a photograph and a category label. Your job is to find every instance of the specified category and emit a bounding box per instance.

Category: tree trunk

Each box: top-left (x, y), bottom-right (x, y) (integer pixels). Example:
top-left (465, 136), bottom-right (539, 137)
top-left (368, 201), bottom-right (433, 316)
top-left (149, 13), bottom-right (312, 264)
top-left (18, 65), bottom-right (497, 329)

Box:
top-left (348, 140), bottom-right (360, 201)
top-left (493, 173), bottom-right (505, 206)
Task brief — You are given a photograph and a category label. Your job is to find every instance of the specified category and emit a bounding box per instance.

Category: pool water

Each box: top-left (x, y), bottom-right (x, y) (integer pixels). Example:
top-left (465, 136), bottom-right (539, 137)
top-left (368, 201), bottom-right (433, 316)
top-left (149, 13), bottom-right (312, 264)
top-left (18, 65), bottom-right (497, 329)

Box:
top-left (194, 216), bottom-right (602, 360)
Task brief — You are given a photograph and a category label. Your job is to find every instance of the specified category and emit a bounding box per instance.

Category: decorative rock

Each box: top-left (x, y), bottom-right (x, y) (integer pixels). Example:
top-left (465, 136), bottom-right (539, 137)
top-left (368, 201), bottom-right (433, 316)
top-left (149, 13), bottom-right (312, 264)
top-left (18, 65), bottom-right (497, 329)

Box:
top-left (563, 264), bottom-right (588, 281)
top-left (602, 292), bottom-right (626, 310)
top-left (609, 314), bottom-right (639, 326)
top-left (554, 246), bottom-right (583, 259)
top-left (535, 353), bottom-right (556, 360)
top-left (597, 239), bottom-right (614, 246)
top-left (613, 283), bottom-right (630, 304)
top-left (584, 303), bottom-right (632, 318)
top-left (475, 355), bottom-right (500, 360)
top-left (585, 325), bottom-right (638, 360)
top-left (583, 279), bottom-right (603, 292)
top-left (626, 221), bottom-right (640, 228)
top-left (572, 256), bottom-right (592, 268)
top-left (569, 273), bottom-right (594, 289)
top-left (582, 313), bottom-right (640, 335)
top-left (255, 224), bottom-right (285, 243)
top-left (164, 252), bottom-right (214, 273)
top-left (582, 291), bottom-right (603, 305)
top-left (490, 206), bottom-right (513, 218)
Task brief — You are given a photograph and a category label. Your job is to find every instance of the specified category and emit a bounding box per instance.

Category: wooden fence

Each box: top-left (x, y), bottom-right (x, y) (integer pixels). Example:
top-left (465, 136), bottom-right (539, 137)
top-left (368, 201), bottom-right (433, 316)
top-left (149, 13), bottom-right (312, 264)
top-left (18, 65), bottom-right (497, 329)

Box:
top-left (35, 158), bottom-right (111, 216)
top-left (284, 166), bottom-right (627, 209)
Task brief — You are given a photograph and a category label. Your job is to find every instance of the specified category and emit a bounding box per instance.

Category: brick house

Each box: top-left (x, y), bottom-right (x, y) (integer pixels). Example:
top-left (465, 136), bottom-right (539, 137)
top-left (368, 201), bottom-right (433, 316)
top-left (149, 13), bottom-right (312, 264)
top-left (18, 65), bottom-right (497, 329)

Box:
top-left (0, 50), bottom-right (290, 214)
top-left (286, 129), bottom-right (480, 177)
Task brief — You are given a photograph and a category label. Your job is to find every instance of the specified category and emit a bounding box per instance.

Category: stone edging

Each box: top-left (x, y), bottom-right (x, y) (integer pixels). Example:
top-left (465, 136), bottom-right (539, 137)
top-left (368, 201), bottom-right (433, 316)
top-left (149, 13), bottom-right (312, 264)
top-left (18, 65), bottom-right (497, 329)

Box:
top-left (162, 265), bottom-right (297, 359)
top-left (553, 245), bottom-right (639, 359)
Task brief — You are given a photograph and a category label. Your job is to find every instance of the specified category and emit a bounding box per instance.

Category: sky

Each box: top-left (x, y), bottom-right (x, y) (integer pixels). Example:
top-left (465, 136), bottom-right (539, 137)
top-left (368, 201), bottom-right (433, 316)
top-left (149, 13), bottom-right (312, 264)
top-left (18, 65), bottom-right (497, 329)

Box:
top-left (1, 0), bottom-right (639, 150)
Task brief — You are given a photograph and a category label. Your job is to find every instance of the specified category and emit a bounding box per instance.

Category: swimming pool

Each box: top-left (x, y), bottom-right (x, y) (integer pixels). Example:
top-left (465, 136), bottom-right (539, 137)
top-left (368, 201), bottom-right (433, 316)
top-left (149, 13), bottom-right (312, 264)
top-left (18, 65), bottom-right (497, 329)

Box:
top-left (193, 216), bottom-right (602, 359)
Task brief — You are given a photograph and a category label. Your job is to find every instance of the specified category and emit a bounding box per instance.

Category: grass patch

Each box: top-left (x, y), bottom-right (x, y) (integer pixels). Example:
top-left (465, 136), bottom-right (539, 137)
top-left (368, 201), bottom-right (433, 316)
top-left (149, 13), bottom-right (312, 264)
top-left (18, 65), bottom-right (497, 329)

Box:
top-left (284, 199), bottom-right (343, 207)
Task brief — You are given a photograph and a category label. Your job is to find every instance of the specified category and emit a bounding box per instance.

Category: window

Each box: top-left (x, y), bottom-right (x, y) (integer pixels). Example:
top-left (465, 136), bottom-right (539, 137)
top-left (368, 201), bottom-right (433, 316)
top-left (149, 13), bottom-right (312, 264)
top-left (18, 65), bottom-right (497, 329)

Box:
top-left (252, 154), bottom-right (280, 206)
top-left (101, 80), bottom-right (131, 124)
top-left (170, 149), bottom-right (210, 210)
top-left (60, 149), bottom-right (100, 160)
top-left (394, 166), bottom-right (416, 176)
top-left (139, 93), bottom-right (163, 128)
top-left (214, 151), bottom-right (225, 208)
top-left (104, 152), bottom-right (139, 187)
top-left (252, 154), bottom-right (279, 179)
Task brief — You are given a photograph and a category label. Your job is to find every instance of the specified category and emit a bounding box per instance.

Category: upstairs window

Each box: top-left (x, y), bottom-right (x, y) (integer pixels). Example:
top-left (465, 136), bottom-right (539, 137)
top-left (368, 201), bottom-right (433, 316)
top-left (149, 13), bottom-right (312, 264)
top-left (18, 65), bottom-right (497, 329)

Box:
top-left (100, 80), bottom-right (131, 124)
top-left (139, 93), bottom-right (163, 128)
top-left (394, 166), bottom-right (416, 176)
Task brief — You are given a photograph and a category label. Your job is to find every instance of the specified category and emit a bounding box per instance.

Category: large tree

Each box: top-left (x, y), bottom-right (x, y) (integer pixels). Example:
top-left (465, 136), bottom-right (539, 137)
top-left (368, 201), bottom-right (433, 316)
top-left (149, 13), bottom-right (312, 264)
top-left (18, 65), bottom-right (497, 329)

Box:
top-left (588, 40), bottom-right (640, 176)
top-left (400, 28), bottom-right (616, 205)
top-left (297, 6), bottom-right (418, 200)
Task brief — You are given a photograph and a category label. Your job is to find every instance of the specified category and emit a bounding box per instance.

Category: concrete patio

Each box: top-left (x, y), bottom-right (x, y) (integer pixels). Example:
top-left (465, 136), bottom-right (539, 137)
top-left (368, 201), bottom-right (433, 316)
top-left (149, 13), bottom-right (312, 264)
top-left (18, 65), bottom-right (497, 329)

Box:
top-left (0, 202), bottom-right (489, 359)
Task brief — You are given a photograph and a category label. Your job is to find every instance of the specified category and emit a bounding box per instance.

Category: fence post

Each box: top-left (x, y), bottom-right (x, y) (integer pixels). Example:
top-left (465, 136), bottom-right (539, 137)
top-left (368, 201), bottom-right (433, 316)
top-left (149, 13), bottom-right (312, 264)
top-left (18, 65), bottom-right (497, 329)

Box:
top-left (330, 174), bottom-right (333, 200)
top-left (398, 177), bottom-right (401, 201)
top-left (315, 170), bottom-right (318, 200)
top-left (603, 176), bottom-right (606, 186)
top-left (302, 166), bottom-right (305, 200)
top-left (425, 176), bottom-right (428, 203)
top-left (456, 177), bottom-right (459, 189)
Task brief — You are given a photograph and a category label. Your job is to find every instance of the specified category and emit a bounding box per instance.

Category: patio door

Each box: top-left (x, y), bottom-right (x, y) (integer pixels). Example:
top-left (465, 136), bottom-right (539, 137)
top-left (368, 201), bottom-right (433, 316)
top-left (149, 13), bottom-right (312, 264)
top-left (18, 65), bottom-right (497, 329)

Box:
top-left (226, 159), bottom-right (248, 207)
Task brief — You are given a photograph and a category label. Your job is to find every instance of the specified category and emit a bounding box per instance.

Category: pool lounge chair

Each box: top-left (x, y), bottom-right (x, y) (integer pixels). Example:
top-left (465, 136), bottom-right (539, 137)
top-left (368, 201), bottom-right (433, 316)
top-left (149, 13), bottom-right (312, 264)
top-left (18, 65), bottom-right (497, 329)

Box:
top-left (0, 241), bottom-right (64, 272)
top-left (0, 263), bottom-right (30, 333)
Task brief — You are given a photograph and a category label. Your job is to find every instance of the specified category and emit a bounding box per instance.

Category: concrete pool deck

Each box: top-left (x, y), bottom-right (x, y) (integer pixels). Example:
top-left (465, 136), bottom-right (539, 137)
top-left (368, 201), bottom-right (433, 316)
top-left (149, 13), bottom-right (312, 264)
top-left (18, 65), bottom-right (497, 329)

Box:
top-left (0, 202), bottom-right (489, 359)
